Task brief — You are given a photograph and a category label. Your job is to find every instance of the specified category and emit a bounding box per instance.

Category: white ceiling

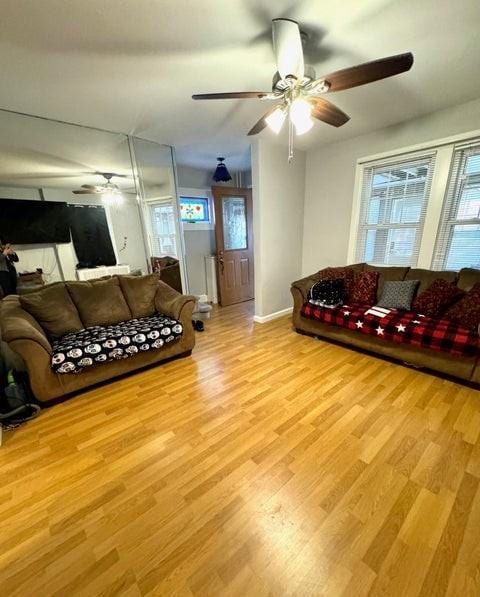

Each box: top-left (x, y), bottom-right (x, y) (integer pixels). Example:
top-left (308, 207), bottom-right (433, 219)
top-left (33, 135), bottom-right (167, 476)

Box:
top-left (0, 0), bottom-right (479, 170)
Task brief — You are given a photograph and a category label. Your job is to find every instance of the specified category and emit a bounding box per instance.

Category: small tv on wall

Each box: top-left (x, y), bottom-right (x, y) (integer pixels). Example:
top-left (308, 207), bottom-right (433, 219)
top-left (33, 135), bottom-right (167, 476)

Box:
top-left (0, 198), bottom-right (71, 244)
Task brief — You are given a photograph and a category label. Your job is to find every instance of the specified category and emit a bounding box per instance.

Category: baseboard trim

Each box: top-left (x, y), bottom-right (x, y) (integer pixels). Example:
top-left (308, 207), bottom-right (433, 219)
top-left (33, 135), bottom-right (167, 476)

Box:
top-left (253, 307), bottom-right (293, 324)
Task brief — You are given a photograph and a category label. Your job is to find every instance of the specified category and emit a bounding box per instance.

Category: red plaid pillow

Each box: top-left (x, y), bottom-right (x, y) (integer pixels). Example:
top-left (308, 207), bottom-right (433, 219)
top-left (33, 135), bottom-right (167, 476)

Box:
top-left (318, 267), bottom-right (355, 301)
top-left (412, 278), bottom-right (465, 318)
top-left (445, 282), bottom-right (480, 330)
top-left (351, 271), bottom-right (379, 304)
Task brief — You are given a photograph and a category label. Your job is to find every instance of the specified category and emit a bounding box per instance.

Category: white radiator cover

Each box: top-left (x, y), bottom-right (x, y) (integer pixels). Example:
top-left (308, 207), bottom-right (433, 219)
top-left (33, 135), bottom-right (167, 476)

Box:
top-left (205, 255), bottom-right (218, 304)
top-left (76, 264), bottom-right (131, 281)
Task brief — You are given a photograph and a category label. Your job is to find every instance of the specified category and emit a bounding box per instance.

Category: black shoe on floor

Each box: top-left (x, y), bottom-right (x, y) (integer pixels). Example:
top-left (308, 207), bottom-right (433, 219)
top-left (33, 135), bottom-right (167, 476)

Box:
top-left (192, 320), bottom-right (204, 332)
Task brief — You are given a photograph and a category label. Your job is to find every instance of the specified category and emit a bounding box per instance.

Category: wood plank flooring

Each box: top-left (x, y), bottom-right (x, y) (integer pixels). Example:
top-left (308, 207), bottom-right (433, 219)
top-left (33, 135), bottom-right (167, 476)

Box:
top-left (1, 300), bottom-right (479, 596)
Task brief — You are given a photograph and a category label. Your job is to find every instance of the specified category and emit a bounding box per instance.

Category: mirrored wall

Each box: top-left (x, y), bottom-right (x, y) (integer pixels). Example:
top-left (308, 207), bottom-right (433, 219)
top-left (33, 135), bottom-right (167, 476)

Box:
top-left (0, 109), bottom-right (185, 289)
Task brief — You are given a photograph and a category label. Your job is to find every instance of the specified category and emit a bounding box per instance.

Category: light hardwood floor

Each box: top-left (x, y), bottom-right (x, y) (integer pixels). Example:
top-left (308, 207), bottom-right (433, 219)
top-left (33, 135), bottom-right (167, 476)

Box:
top-left (1, 300), bottom-right (479, 596)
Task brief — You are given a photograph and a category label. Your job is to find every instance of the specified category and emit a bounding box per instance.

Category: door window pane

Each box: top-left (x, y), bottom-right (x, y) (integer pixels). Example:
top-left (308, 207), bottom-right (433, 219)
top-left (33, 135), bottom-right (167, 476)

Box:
top-left (222, 197), bottom-right (247, 250)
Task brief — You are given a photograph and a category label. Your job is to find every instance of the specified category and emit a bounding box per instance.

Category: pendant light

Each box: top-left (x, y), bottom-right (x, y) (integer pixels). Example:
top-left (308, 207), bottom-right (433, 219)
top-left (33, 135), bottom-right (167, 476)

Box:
top-left (213, 157), bottom-right (232, 182)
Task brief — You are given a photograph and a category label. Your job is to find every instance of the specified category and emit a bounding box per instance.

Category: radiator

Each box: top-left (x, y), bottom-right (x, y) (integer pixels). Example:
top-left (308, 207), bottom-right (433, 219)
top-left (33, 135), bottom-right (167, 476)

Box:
top-left (76, 264), bottom-right (131, 281)
top-left (205, 256), bottom-right (218, 304)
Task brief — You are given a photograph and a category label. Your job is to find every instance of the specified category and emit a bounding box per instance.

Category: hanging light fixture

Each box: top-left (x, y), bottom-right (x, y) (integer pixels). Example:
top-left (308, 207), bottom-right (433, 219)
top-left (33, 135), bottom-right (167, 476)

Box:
top-left (289, 98), bottom-right (313, 135)
top-left (212, 157), bottom-right (232, 182)
top-left (265, 106), bottom-right (287, 134)
top-left (101, 182), bottom-right (123, 207)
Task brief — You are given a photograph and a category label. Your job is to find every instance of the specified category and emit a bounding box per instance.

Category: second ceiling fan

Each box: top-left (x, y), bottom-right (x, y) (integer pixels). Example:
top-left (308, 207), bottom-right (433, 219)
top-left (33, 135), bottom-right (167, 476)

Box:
top-left (193, 18), bottom-right (413, 140)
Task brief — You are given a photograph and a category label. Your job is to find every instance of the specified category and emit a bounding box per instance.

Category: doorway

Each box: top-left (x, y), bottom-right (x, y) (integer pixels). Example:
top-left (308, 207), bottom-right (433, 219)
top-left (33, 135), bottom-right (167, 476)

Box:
top-left (212, 185), bottom-right (254, 306)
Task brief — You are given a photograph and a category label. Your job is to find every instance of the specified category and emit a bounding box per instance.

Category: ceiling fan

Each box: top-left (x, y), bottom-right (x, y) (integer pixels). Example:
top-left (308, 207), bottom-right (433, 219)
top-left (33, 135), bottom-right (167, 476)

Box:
top-left (72, 172), bottom-right (133, 205)
top-left (192, 18), bottom-right (413, 155)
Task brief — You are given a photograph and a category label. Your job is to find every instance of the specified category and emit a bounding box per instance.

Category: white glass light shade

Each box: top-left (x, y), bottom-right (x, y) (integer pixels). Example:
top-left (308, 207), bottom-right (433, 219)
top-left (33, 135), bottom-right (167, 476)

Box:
top-left (265, 107), bottom-right (286, 134)
top-left (289, 98), bottom-right (313, 135)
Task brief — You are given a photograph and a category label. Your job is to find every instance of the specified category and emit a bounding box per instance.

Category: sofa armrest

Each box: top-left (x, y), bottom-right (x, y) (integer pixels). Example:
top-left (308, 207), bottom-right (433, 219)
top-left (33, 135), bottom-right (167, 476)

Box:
top-left (154, 280), bottom-right (196, 321)
top-left (291, 273), bottom-right (320, 301)
top-left (1, 298), bottom-right (52, 355)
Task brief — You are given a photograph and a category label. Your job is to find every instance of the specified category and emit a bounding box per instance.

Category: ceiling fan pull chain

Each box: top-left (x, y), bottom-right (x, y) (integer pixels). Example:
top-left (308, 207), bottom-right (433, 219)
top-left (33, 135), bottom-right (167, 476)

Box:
top-left (288, 118), bottom-right (294, 163)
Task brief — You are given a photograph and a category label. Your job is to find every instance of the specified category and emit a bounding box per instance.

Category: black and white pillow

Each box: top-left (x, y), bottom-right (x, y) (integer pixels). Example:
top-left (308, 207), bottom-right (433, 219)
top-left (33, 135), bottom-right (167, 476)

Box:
top-left (51, 313), bottom-right (183, 374)
top-left (308, 278), bottom-right (345, 308)
top-left (376, 280), bottom-right (420, 311)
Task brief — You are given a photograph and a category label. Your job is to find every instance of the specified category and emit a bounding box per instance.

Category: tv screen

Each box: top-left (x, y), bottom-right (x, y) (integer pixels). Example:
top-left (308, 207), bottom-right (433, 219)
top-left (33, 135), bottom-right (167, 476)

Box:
top-left (0, 198), bottom-right (71, 244)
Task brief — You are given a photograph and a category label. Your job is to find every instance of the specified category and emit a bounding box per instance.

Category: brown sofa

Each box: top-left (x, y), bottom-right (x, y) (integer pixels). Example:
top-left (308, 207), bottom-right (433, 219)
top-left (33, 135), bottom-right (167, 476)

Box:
top-left (291, 264), bottom-right (480, 385)
top-left (0, 275), bottom-right (196, 403)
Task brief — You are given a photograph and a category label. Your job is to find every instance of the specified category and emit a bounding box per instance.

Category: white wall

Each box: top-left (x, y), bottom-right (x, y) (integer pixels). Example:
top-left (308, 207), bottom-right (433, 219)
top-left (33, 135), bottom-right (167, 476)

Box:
top-left (252, 140), bottom-right (305, 320)
top-left (302, 96), bottom-right (480, 275)
top-left (1, 186), bottom-right (147, 282)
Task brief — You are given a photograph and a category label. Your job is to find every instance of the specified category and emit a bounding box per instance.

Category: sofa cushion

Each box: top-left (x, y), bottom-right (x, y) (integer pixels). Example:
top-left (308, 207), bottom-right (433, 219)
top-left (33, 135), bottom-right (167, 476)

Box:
top-left (445, 282), bottom-right (480, 330)
top-left (351, 271), bottom-right (379, 304)
top-left (51, 313), bottom-right (183, 374)
top-left (405, 268), bottom-right (457, 294)
top-left (457, 268), bottom-right (480, 292)
top-left (19, 282), bottom-right (83, 338)
top-left (412, 278), bottom-right (465, 318)
top-left (66, 277), bottom-right (132, 328)
top-left (364, 265), bottom-right (410, 300)
top-left (300, 301), bottom-right (479, 358)
top-left (118, 274), bottom-right (159, 319)
top-left (377, 280), bottom-right (419, 310)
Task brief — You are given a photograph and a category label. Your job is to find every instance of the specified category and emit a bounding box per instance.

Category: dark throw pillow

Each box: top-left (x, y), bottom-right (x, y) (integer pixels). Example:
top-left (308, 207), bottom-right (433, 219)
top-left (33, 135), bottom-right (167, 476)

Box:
top-left (376, 280), bottom-right (420, 310)
top-left (351, 271), bottom-right (379, 305)
top-left (20, 282), bottom-right (84, 338)
top-left (445, 282), bottom-right (480, 330)
top-left (412, 278), bottom-right (465, 318)
top-left (318, 267), bottom-right (355, 301)
top-left (308, 278), bottom-right (345, 307)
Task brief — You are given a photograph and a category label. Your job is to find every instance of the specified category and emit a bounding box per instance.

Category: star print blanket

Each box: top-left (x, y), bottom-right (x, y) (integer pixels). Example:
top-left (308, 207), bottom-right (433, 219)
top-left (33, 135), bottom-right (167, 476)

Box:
top-left (301, 302), bottom-right (479, 358)
top-left (51, 313), bottom-right (183, 374)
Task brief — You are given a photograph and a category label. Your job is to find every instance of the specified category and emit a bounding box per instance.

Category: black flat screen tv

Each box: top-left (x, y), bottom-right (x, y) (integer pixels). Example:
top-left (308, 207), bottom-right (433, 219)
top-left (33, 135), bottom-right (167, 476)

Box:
top-left (0, 198), bottom-right (71, 244)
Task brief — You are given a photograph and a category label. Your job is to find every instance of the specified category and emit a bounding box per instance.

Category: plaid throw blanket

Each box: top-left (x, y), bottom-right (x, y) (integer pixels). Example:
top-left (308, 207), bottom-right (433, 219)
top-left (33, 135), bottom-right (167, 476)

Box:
top-left (301, 302), bottom-right (480, 358)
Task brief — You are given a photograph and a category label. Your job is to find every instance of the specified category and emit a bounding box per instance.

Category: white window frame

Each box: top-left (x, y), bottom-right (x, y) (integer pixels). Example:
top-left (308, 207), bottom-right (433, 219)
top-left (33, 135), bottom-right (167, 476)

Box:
top-left (347, 129), bottom-right (480, 270)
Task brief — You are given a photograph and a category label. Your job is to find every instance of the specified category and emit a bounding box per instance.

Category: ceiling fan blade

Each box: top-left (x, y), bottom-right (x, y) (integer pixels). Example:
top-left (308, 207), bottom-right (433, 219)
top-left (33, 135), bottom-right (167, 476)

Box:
top-left (319, 52), bottom-right (414, 93)
top-left (81, 184), bottom-right (97, 190)
top-left (308, 97), bottom-right (350, 127)
top-left (72, 189), bottom-right (96, 195)
top-left (272, 18), bottom-right (304, 80)
top-left (192, 91), bottom-right (271, 100)
top-left (247, 105), bottom-right (281, 136)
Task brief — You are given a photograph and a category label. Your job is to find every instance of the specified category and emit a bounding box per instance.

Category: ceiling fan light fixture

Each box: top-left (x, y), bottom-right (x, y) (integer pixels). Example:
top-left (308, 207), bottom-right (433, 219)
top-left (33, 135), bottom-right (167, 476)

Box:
top-left (289, 97), bottom-right (313, 135)
top-left (101, 183), bottom-right (123, 207)
top-left (265, 106), bottom-right (286, 134)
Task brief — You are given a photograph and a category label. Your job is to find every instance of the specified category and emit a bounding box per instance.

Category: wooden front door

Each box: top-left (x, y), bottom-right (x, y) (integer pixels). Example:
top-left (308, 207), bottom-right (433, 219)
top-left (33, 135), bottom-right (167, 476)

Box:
top-left (212, 186), bottom-right (254, 306)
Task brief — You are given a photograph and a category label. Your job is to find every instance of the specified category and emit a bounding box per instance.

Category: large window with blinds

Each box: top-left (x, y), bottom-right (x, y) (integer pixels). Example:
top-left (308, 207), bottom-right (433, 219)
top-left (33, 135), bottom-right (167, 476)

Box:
top-left (432, 144), bottom-right (480, 270)
top-left (355, 155), bottom-right (435, 266)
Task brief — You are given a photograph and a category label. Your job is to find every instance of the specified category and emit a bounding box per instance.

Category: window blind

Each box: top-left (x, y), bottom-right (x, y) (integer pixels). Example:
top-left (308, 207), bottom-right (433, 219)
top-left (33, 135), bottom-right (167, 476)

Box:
top-left (355, 154), bottom-right (436, 266)
top-left (432, 143), bottom-right (480, 271)
top-left (149, 202), bottom-right (178, 257)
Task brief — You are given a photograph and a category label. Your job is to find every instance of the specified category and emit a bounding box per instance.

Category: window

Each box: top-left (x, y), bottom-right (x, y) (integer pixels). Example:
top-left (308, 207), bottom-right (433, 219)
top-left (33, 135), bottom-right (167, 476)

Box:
top-left (179, 197), bottom-right (210, 223)
top-left (149, 202), bottom-right (177, 257)
top-left (355, 155), bottom-right (435, 266)
top-left (432, 144), bottom-right (480, 270)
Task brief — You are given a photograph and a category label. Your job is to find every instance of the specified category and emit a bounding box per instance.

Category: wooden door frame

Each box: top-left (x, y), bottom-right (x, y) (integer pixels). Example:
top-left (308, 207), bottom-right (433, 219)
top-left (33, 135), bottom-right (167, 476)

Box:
top-left (212, 186), bottom-right (254, 306)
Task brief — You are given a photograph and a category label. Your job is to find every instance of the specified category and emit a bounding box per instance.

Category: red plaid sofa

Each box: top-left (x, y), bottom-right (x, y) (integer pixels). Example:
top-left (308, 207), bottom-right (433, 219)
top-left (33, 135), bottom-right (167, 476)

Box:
top-left (291, 264), bottom-right (480, 385)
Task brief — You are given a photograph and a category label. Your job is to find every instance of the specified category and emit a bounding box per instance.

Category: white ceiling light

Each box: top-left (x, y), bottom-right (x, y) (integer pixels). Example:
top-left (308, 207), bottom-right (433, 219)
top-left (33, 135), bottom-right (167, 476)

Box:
top-left (265, 106), bottom-right (286, 134)
top-left (289, 98), bottom-right (313, 135)
top-left (101, 182), bottom-right (123, 206)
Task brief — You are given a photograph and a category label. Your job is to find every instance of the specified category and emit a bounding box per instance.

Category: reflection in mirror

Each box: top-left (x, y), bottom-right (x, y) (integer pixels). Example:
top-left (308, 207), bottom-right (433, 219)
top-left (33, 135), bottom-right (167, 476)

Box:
top-left (131, 137), bottom-right (186, 293)
top-left (0, 109), bottom-right (183, 295)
